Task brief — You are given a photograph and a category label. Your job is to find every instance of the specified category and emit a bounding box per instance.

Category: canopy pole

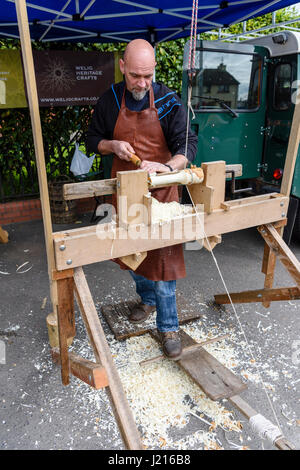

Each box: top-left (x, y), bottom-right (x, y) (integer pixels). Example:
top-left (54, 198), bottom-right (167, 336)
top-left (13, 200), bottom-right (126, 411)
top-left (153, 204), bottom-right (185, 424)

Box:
top-left (281, 97), bottom-right (300, 198)
top-left (279, 92), bottom-right (300, 239)
top-left (15, 0), bottom-right (58, 309)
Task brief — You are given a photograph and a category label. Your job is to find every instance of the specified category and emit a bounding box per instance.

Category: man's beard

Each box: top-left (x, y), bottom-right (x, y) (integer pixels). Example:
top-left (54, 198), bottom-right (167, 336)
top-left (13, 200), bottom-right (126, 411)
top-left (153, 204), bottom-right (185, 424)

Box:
top-left (131, 88), bottom-right (148, 101)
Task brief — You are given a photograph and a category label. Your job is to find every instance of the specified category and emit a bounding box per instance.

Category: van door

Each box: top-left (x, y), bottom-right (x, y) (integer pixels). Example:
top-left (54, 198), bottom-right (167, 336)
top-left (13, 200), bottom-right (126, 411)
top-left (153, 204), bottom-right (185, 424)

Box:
top-left (263, 55), bottom-right (297, 187)
top-left (182, 41), bottom-right (268, 181)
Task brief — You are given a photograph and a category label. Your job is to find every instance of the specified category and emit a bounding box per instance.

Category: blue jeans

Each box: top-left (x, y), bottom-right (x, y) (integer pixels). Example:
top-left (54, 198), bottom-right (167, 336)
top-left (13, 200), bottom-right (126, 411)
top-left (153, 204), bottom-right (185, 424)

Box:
top-left (129, 271), bottom-right (179, 332)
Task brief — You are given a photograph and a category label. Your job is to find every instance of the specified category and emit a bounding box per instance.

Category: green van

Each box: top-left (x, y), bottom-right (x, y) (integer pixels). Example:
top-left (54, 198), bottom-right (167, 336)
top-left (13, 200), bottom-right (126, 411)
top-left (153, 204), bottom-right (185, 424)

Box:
top-left (182, 31), bottom-right (300, 241)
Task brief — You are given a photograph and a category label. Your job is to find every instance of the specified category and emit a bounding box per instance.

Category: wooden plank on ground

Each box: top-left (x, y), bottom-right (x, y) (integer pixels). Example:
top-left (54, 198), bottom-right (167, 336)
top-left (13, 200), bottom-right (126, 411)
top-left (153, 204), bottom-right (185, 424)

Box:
top-left (73, 267), bottom-right (143, 450)
top-left (150, 329), bottom-right (247, 400)
top-left (214, 286), bottom-right (300, 305)
top-left (140, 334), bottom-right (230, 366)
top-left (51, 348), bottom-right (108, 389)
top-left (101, 292), bottom-right (203, 340)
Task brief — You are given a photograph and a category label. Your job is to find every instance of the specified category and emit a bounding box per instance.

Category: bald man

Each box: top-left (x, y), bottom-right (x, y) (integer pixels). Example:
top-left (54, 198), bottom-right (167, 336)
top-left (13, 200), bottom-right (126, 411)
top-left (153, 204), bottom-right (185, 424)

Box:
top-left (86, 39), bottom-right (198, 359)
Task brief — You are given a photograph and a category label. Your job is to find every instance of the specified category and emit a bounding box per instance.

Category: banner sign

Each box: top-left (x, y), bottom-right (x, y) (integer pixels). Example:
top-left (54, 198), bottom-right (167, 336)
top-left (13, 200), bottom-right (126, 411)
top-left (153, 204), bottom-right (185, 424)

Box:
top-left (32, 50), bottom-right (115, 107)
top-left (0, 50), bottom-right (27, 108)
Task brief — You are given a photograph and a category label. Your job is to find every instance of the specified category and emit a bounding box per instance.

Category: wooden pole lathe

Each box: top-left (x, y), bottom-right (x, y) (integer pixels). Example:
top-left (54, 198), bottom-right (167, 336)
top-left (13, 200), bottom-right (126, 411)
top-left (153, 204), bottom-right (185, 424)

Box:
top-left (14, 3), bottom-right (144, 448)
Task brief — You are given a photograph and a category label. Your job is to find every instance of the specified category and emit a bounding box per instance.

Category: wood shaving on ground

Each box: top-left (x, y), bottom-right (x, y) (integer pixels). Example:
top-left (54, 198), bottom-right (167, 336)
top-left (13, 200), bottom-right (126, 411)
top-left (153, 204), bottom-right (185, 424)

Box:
top-left (11, 283), bottom-right (297, 450)
top-left (16, 261), bottom-right (33, 274)
top-left (62, 303), bottom-right (289, 450)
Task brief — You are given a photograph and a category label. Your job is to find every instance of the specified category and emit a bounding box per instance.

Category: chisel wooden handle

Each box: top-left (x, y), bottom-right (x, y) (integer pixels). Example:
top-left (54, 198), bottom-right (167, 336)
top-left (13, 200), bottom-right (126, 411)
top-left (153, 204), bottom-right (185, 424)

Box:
top-left (130, 153), bottom-right (141, 167)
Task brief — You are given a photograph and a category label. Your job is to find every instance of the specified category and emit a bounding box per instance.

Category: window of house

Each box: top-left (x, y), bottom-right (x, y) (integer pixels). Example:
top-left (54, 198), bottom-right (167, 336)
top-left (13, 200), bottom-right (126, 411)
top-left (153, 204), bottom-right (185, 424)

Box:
top-left (191, 50), bottom-right (262, 111)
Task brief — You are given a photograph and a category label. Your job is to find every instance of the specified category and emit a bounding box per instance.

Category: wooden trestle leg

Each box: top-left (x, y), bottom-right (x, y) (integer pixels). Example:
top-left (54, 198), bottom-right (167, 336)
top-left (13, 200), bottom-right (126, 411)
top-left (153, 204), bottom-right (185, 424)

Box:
top-left (214, 222), bottom-right (300, 306)
top-left (56, 275), bottom-right (76, 386)
top-left (261, 243), bottom-right (277, 308)
top-left (73, 267), bottom-right (143, 450)
top-left (53, 269), bottom-right (108, 390)
top-left (52, 266), bottom-right (142, 449)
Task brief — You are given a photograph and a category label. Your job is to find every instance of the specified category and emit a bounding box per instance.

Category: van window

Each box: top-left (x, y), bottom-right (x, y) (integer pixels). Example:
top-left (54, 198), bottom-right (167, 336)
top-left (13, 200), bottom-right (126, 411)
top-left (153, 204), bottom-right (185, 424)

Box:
top-left (191, 50), bottom-right (261, 111)
top-left (273, 63), bottom-right (292, 110)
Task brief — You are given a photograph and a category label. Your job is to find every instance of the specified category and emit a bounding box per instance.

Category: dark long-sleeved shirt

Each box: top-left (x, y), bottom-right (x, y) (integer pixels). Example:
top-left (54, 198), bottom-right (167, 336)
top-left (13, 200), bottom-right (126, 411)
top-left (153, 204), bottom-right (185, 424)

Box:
top-left (86, 81), bottom-right (198, 162)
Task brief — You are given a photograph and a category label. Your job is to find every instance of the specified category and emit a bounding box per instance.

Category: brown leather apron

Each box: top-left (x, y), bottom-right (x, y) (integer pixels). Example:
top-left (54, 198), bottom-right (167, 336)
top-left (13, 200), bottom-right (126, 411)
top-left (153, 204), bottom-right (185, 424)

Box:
top-left (111, 85), bottom-right (186, 281)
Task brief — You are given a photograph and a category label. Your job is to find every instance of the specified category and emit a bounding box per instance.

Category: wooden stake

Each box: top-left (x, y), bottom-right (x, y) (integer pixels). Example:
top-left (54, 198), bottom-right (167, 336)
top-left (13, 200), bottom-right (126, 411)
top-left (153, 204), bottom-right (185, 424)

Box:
top-left (261, 244), bottom-right (277, 308)
top-left (73, 267), bottom-right (143, 450)
top-left (139, 334), bottom-right (229, 366)
top-left (56, 277), bottom-right (75, 386)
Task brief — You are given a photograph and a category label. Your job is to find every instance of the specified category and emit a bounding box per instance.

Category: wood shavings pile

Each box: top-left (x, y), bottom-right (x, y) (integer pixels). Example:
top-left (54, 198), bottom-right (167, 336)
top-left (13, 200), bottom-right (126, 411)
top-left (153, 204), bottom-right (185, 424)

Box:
top-left (68, 307), bottom-right (251, 450)
top-left (66, 302), bottom-right (293, 450)
top-left (17, 292), bottom-right (296, 450)
top-left (116, 333), bottom-right (242, 449)
top-left (151, 198), bottom-right (193, 224)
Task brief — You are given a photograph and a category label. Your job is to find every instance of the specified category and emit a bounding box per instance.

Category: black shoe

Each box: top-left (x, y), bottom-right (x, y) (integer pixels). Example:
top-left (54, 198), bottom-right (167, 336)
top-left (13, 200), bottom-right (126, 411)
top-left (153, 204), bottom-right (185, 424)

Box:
top-left (128, 303), bottom-right (156, 324)
top-left (158, 330), bottom-right (182, 360)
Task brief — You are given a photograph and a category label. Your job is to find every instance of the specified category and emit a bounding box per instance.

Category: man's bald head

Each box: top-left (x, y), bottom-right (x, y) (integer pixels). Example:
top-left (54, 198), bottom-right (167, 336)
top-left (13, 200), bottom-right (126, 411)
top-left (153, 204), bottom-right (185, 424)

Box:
top-left (119, 39), bottom-right (156, 101)
top-left (123, 39), bottom-right (155, 64)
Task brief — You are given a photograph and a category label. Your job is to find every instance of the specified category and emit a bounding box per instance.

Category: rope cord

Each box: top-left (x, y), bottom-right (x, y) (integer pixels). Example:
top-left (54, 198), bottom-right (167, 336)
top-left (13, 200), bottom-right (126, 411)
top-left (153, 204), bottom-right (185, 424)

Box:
top-left (249, 414), bottom-right (283, 444)
top-left (187, 0), bottom-right (199, 81)
top-left (182, 1), bottom-right (283, 436)
top-left (185, 185), bottom-right (283, 434)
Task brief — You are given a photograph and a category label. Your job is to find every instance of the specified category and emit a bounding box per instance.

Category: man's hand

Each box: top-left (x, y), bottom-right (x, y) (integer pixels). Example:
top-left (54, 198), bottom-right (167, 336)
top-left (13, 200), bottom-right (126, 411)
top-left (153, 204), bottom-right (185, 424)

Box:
top-left (140, 160), bottom-right (171, 173)
top-left (140, 155), bottom-right (188, 173)
top-left (111, 140), bottom-right (135, 161)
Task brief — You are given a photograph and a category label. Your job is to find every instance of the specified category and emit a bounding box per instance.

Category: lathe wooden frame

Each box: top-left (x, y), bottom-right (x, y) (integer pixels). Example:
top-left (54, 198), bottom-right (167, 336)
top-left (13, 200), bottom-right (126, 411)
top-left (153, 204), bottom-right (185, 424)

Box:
top-left (15, 0), bottom-right (299, 450)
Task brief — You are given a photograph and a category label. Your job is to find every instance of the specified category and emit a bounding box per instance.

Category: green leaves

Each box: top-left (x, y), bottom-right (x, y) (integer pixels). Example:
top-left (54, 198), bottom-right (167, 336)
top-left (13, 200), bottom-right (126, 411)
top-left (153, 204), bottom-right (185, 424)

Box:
top-left (0, 5), bottom-right (299, 199)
